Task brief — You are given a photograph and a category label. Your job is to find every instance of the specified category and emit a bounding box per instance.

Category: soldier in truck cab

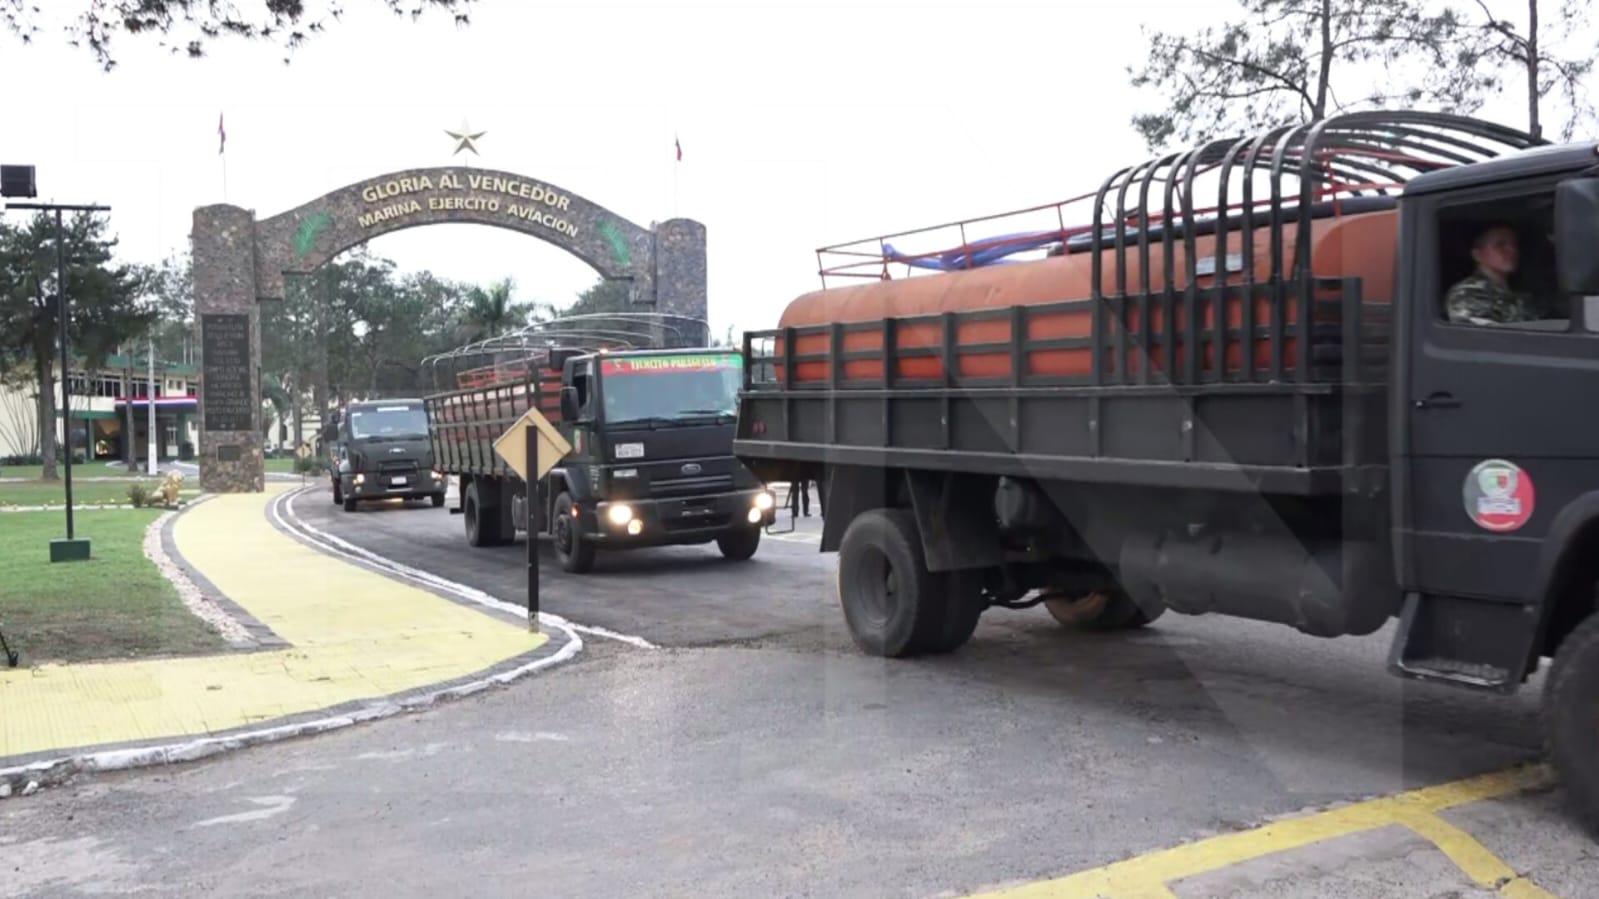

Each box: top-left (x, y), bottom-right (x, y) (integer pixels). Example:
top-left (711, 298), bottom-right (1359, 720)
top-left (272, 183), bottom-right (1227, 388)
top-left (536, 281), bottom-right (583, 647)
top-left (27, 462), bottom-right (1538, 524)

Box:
top-left (1444, 223), bottom-right (1545, 325)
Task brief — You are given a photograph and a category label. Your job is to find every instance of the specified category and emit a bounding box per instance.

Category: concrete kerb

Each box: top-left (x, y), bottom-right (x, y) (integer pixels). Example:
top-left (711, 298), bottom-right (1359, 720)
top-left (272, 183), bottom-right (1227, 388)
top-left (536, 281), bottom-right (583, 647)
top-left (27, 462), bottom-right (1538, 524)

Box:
top-left (0, 485), bottom-right (587, 800)
top-left (274, 485), bottom-right (658, 650)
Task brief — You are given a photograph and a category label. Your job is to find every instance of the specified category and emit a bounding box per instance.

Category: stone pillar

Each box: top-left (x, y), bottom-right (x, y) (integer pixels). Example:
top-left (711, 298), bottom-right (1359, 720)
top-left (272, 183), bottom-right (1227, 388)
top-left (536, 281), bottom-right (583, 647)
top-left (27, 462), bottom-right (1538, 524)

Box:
top-left (192, 204), bottom-right (265, 493)
top-left (653, 218), bottom-right (708, 343)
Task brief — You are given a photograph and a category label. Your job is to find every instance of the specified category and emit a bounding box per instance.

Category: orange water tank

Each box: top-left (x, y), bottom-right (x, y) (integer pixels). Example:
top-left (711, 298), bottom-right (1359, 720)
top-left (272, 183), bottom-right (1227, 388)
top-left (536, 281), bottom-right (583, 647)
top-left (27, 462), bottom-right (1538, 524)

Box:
top-left (776, 209), bottom-right (1398, 383)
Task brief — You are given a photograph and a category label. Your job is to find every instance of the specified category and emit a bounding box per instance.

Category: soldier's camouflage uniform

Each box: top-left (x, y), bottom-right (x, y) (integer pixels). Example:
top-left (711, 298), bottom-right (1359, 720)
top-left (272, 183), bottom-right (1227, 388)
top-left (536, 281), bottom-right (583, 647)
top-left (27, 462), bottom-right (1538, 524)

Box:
top-left (1444, 273), bottom-right (1540, 324)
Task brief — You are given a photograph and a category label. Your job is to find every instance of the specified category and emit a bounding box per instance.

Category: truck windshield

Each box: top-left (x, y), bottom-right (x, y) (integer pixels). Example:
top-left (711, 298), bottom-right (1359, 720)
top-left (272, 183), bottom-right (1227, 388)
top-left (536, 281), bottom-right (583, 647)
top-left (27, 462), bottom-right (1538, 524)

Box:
top-left (348, 405), bottom-right (429, 439)
top-left (599, 353), bottom-right (742, 426)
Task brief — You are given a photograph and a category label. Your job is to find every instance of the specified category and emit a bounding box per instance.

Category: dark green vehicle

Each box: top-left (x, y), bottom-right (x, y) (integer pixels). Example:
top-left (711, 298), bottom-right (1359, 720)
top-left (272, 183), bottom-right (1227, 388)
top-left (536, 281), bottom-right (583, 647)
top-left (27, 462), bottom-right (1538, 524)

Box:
top-left (323, 398), bottom-right (447, 512)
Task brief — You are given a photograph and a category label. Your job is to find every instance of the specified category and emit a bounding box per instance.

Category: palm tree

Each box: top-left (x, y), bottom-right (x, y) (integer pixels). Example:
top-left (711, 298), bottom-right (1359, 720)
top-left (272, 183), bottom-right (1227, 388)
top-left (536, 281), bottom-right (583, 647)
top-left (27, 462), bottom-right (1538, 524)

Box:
top-left (463, 276), bottom-right (558, 342)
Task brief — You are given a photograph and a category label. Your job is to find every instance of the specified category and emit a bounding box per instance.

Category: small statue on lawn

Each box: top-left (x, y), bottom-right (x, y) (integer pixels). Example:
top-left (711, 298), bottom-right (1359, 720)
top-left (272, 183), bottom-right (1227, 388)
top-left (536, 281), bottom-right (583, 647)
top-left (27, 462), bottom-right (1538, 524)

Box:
top-left (157, 470), bottom-right (185, 507)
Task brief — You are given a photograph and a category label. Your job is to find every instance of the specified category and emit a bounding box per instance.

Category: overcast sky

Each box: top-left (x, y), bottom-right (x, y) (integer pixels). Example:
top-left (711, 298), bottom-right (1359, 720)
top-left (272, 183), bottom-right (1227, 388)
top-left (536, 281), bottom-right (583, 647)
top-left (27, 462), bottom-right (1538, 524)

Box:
top-left (0, 0), bottom-right (1574, 343)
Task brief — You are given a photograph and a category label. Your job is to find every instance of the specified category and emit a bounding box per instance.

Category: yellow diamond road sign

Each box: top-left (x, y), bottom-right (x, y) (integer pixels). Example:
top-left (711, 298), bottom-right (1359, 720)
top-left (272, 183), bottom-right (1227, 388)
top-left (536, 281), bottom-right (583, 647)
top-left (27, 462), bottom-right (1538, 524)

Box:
top-left (493, 408), bottom-right (573, 482)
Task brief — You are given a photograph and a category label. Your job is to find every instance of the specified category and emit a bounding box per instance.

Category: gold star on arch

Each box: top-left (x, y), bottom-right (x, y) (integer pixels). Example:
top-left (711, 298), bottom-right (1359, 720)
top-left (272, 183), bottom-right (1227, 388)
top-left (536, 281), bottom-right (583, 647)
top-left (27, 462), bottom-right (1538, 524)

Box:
top-left (446, 118), bottom-right (485, 156)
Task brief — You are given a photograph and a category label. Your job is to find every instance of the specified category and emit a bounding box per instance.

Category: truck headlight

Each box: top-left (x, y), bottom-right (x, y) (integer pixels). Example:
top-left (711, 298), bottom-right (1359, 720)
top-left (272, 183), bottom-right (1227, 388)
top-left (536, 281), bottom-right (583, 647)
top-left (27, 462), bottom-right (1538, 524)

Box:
top-left (747, 508), bottom-right (763, 523)
top-left (353, 473), bottom-right (365, 486)
top-left (606, 503), bottom-right (634, 526)
top-left (754, 491), bottom-right (774, 511)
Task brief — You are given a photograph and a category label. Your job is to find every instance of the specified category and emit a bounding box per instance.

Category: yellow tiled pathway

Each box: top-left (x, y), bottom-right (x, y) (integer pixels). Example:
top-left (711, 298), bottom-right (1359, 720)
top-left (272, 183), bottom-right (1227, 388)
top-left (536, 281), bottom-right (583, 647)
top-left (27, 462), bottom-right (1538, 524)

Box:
top-left (0, 485), bottom-right (546, 762)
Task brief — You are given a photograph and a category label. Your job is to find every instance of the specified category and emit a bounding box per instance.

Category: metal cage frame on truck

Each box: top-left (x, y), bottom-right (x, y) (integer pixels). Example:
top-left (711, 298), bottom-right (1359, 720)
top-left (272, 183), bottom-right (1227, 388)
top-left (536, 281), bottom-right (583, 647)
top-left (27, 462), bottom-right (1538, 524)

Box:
top-left (740, 111), bottom-right (1546, 499)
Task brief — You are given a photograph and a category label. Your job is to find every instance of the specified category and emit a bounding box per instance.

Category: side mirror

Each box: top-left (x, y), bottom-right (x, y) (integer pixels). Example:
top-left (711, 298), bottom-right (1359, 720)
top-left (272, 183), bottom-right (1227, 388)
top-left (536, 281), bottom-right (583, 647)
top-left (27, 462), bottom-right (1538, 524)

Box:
top-left (1555, 177), bottom-right (1599, 294)
top-left (559, 387), bottom-right (580, 422)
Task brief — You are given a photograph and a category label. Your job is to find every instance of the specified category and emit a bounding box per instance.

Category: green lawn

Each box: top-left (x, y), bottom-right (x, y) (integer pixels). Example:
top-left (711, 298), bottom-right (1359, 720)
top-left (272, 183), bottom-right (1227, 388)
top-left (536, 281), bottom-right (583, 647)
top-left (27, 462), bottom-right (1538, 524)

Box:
top-left (0, 479), bottom-right (201, 508)
top-left (0, 509), bottom-right (229, 665)
top-left (0, 463), bottom-right (143, 481)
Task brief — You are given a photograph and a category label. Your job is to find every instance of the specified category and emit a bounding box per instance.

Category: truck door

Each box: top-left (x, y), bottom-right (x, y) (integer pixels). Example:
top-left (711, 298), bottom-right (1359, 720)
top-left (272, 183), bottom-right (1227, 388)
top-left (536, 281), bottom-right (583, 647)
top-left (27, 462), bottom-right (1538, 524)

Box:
top-left (1396, 173), bottom-right (1599, 682)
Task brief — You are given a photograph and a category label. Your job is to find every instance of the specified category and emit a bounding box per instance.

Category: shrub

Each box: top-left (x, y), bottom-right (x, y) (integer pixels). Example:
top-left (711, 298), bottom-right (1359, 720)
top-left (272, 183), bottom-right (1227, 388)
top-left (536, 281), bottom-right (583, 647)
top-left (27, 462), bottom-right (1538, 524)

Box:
top-left (127, 482), bottom-right (152, 508)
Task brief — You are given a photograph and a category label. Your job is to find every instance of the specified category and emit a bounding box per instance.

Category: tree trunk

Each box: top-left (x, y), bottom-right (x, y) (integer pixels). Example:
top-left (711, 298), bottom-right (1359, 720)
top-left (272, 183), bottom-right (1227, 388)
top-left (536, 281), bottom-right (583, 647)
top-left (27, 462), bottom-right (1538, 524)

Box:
top-left (316, 278), bottom-right (332, 431)
top-left (290, 370), bottom-right (304, 452)
top-left (1526, 0), bottom-right (1541, 140)
top-left (34, 344), bottom-right (58, 480)
top-left (1313, 0), bottom-right (1333, 117)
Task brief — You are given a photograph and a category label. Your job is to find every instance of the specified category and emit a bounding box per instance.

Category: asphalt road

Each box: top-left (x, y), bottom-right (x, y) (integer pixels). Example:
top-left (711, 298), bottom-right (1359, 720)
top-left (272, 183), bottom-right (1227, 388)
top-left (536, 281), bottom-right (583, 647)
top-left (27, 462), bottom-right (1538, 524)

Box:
top-left (5, 484), bottom-right (1594, 898)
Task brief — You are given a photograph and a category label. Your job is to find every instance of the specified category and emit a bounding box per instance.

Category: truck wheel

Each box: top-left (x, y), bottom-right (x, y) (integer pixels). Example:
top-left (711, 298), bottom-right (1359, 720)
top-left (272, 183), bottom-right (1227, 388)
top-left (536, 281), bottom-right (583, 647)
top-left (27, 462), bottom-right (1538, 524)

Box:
top-left (551, 492), bottom-right (596, 573)
top-left (716, 527), bottom-right (761, 561)
top-left (1044, 590), bottom-right (1163, 631)
top-left (836, 507), bottom-right (976, 657)
top-left (431, 492), bottom-right (445, 508)
top-left (1544, 610), bottom-right (1599, 832)
top-left (920, 568), bottom-right (986, 655)
top-left (464, 482), bottom-right (506, 547)
top-left (331, 478), bottom-right (343, 504)
top-left (342, 496), bottom-right (357, 513)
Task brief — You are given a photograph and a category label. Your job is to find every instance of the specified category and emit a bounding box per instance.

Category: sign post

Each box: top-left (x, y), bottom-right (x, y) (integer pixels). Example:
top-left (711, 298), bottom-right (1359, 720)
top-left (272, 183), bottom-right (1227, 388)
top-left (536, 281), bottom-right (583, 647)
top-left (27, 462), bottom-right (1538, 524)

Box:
top-left (492, 406), bottom-right (573, 634)
top-left (5, 198), bottom-right (112, 563)
top-left (525, 421), bottom-right (538, 630)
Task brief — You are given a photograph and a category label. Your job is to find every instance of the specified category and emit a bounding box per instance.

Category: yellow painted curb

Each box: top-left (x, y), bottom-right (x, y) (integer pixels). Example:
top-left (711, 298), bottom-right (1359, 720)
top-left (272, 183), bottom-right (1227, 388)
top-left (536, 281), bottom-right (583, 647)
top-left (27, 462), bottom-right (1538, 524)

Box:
top-left (0, 485), bottom-right (545, 761)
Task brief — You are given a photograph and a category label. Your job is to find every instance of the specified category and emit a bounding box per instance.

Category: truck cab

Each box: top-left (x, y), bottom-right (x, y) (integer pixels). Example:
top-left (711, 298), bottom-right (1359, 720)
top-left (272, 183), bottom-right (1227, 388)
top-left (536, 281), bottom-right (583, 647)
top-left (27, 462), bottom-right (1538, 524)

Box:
top-left (324, 398), bottom-right (446, 512)
top-left (537, 347), bottom-right (775, 571)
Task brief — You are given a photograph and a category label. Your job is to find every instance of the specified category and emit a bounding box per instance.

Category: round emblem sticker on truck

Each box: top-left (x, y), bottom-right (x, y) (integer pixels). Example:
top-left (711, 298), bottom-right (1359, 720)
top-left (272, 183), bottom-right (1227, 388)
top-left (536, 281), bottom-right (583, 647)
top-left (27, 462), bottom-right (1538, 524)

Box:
top-left (1462, 458), bottom-right (1535, 532)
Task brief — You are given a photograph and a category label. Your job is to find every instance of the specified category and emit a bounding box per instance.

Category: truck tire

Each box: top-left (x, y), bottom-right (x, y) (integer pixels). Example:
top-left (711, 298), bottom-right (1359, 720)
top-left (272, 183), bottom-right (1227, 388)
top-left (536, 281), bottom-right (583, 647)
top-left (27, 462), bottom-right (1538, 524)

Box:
top-left (716, 527), bottom-right (761, 561)
top-left (464, 481), bottom-right (507, 547)
top-left (551, 492), bottom-right (596, 573)
top-left (431, 492), bottom-right (445, 508)
top-left (331, 478), bottom-right (343, 504)
top-left (1044, 590), bottom-right (1163, 631)
top-left (1544, 610), bottom-right (1599, 833)
top-left (920, 568), bottom-right (986, 655)
top-left (342, 496), bottom-right (357, 513)
top-left (836, 507), bottom-right (980, 657)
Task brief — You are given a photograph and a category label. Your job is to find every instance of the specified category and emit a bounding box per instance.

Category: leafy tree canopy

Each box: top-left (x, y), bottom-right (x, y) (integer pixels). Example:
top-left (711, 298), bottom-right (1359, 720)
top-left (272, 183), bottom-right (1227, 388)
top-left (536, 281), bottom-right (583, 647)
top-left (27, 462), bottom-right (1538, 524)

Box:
top-left (3, 0), bottom-right (474, 70)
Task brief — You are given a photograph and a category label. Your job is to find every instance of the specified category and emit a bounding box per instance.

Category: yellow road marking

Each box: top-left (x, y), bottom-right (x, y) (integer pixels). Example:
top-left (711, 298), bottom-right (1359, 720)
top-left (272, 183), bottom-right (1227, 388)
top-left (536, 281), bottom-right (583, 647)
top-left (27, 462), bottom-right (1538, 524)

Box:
top-left (0, 485), bottom-right (545, 760)
top-left (970, 764), bottom-right (1557, 898)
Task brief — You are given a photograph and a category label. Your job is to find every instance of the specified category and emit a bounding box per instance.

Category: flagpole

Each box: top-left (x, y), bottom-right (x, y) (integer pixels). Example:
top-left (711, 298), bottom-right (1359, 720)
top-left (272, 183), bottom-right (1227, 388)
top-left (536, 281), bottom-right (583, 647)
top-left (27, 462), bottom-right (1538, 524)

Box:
top-left (673, 133), bottom-right (681, 217)
top-left (218, 112), bottom-right (229, 202)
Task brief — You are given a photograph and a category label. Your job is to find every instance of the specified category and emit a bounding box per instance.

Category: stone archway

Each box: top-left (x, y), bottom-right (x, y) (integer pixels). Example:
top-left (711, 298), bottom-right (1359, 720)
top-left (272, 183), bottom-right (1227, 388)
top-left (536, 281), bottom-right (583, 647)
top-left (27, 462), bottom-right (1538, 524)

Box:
top-left (190, 166), bottom-right (707, 492)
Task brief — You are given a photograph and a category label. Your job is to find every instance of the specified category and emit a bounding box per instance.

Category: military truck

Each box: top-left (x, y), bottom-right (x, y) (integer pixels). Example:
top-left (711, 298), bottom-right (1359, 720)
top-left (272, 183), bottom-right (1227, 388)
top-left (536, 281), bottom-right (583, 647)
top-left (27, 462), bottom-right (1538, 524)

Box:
top-left (732, 111), bottom-right (1599, 824)
top-left (322, 397), bottom-right (446, 512)
top-left (422, 313), bottom-right (775, 573)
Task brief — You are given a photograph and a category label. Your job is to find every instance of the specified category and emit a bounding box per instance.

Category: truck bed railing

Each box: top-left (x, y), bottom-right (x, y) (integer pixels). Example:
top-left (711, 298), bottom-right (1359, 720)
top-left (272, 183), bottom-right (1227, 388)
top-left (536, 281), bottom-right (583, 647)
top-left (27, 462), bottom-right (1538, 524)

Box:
top-left (420, 312), bottom-right (712, 393)
top-left (817, 111), bottom-right (1541, 290)
top-left (424, 379), bottom-right (553, 481)
top-left (743, 277), bottom-right (1389, 394)
top-left (738, 278), bottom-right (1390, 485)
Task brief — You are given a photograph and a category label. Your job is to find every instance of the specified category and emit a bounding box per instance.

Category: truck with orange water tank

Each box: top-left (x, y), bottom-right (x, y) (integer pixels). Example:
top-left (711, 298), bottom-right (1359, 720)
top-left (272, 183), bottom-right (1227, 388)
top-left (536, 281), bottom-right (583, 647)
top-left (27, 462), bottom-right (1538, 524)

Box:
top-left (422, 313), bottom-right (775, 572)
top-left (732, 111), bottom-right (1599, 824)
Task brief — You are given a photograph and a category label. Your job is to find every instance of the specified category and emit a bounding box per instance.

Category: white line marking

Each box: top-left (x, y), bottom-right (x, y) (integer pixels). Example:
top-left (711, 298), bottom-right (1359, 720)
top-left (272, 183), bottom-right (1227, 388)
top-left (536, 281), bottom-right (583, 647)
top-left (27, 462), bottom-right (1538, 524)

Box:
top-left (190, 795), bottom-right (296, 828)
top-left (277, 486), bottom-right (658, 650)
top-left (494, 731), bottom-right (570, 743)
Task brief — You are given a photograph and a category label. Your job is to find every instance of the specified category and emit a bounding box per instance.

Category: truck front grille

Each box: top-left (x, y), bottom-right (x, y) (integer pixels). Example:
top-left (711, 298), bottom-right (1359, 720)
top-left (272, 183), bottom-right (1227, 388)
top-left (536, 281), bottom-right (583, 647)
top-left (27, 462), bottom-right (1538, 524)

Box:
top-left (650, 473), bottom-right (733, 496)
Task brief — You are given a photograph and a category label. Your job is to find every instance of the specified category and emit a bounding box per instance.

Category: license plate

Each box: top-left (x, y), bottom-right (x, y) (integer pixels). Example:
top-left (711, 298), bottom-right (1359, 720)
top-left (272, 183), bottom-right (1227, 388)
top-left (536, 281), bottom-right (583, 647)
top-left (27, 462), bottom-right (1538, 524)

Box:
top-left (390, 476), bottom-right (407, 486)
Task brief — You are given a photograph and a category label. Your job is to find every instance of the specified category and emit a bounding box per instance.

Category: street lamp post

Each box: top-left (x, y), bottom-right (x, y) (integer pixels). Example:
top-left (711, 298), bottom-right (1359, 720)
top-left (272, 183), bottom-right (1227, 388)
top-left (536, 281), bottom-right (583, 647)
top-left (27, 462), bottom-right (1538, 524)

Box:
top-left (5, 198), bottom-right (113, 563)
